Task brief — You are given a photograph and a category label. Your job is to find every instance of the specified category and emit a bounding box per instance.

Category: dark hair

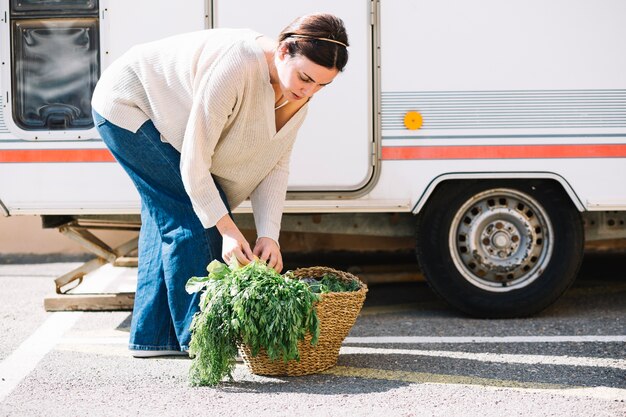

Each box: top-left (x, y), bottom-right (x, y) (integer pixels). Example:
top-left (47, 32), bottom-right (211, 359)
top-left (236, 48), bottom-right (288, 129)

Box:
top-left (278, 13), bottom-right (349, 72)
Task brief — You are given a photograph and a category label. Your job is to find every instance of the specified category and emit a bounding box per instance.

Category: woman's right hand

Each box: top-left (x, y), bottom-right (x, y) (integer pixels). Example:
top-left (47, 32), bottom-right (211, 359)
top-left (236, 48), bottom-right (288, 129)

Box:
top-left (216, 215), bottom-right (254, 267)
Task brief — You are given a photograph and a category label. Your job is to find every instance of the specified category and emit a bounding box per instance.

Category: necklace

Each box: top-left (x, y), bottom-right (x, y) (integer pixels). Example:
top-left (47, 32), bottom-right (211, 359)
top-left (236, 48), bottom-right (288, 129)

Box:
top-left (274, 94), bottom-right (289, 111)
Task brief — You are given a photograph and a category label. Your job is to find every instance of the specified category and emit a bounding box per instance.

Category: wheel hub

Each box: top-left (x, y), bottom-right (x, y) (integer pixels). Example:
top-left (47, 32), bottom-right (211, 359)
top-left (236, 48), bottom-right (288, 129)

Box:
top-left (482, 219), bottom-right (520, 254)
top-left (450, 189), bottom-right (554, 292)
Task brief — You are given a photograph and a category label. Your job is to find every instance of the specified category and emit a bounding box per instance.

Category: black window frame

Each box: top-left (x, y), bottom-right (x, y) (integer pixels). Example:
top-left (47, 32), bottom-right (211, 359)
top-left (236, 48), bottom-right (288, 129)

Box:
top-left (9, 1), bottom-right (100, 132)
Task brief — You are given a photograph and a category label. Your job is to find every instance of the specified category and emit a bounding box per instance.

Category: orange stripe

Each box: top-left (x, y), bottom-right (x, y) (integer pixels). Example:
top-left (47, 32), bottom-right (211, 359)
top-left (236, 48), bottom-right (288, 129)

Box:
top-left (382, 144), bottom-right (626, 160)
top-left (2, 144), bottom-right (625, 163)
top-left (0, 149), bottom-right (115, 163)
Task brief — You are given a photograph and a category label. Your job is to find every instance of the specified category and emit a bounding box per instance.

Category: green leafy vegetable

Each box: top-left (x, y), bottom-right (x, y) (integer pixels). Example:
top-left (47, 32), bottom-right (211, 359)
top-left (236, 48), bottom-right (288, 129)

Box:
top-left (302, 273), bottom-right (361, 294)
top-left (186, 260), bottom-right (320, 387)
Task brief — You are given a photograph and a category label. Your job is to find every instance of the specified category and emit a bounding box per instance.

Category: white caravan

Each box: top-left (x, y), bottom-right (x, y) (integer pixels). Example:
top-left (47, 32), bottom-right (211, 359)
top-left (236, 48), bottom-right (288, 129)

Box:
top-left (1, 0), bottom-right (625, 317)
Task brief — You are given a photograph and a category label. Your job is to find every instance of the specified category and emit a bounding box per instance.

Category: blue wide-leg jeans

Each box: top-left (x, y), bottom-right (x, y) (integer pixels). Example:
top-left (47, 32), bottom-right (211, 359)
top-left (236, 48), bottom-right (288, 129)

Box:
top-left (93, 111), bottom-right (230, 352)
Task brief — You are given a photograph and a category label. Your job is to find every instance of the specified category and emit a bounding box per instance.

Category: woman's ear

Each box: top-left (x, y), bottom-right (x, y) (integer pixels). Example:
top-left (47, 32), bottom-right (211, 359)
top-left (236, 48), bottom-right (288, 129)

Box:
top-left (276, 43), bottom-right (289, 61)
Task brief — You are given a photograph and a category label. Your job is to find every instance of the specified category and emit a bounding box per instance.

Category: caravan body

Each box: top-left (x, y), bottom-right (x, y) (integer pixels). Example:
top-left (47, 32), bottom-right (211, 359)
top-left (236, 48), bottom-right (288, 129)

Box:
top-left (1, 0), bottom-right (625, 316)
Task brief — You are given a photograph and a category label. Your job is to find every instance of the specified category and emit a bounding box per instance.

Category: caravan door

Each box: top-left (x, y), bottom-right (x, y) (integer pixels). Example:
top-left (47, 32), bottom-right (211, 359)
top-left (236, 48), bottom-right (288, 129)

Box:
top-left (213, 0), bottom-right (375, 194)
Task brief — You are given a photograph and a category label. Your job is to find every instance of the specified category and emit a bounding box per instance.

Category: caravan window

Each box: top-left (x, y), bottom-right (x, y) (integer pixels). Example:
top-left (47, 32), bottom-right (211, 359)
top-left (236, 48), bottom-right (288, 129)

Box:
top-left (9, 1), bottom-right (99, 131)
top-left (10, 0), bottom-right (98, 16)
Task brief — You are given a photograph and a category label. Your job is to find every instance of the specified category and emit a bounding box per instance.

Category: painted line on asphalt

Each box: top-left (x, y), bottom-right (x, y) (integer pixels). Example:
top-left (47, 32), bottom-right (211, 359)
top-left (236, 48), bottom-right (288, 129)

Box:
top-left (55, 335), bottom-right (626, 370)
top-left (0, 265), bottom-right (128, 402)
top-left (0, 312), bottom-right (83, 402)
top-left (344, 335), bottom-right (626, 344)
top-left (322, 366), bottom-right (626, 401)
top-left (339, 346), bottom-right (626, 370)
top-left (322, 365), bottom-right (569, 389)
top-left (63, 334), bottom-right (626, 347)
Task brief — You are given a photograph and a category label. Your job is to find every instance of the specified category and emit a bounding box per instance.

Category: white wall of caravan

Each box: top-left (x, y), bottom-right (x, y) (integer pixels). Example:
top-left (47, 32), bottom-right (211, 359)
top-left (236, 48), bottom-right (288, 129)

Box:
top-left (381, 0), bottom-right (626, 93)
top-left (0, 141), bottom-right (140, 214)
top-left (0, 0), bottom-right (206, 213)
top-left (99, 0), bottom-right (206, 68)
top-left (380, 0), bottom-right (626, 137)
top-left (1, 0), bottom-right (626, 216)
top-left (372, 0), bottom-right (626, 211)
top-left (361, 157), bottom-right (626, 213)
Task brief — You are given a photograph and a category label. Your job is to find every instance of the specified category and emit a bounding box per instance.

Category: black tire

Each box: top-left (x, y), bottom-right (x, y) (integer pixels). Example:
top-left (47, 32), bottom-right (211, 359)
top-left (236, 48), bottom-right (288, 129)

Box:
top-left (416, 179), bottom-right (584, 318)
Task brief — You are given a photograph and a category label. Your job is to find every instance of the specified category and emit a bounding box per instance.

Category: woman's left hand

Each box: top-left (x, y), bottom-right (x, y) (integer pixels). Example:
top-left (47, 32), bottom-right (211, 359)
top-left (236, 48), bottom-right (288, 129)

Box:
top-left (253, 237), bottom-right (283, 272)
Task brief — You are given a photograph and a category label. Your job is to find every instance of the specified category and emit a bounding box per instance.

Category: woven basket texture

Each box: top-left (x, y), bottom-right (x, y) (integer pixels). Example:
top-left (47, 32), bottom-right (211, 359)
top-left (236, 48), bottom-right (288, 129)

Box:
top-left (240, 266), bottom-right (367, 376)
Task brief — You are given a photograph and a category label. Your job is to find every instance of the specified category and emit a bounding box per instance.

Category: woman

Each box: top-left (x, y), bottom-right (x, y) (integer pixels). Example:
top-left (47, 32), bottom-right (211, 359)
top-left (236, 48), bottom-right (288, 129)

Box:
top-left (91, 13), bottom-right (349, 357)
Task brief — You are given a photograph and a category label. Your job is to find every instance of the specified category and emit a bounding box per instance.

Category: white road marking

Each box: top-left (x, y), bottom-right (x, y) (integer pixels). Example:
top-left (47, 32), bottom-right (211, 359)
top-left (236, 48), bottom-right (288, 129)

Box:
top-left (325, 366), bottom-right (626, 401)
top-left (340, 346), bottom-right (626, 370)
top-left (0, 264), bottom-right (131, 402)
top-left (0, 312), bottom-right (82, 402)
top-left (56, 334), bottom-right (626, 370)
top-left (60, 335), bottom-right (626, 346)
top-left (345, 335), bottom-right (626, 344)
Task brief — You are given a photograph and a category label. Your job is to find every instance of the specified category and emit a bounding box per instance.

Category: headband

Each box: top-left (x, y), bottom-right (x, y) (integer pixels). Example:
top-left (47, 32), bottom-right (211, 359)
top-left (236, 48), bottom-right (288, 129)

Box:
top-left (289, 34), bottom-right (347, 48)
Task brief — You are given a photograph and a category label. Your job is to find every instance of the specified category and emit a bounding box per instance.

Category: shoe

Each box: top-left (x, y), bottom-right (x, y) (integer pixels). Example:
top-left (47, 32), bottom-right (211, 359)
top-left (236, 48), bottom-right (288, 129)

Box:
top-left (131, 349), bottom-right (189, 358)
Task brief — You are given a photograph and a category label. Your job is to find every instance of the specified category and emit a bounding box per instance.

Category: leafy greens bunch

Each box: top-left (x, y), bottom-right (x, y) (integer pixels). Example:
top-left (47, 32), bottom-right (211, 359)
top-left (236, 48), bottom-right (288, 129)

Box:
top-left (303, 273), bottom-right (362, 294)
top-left (186, 260), bottom-right (320, 386)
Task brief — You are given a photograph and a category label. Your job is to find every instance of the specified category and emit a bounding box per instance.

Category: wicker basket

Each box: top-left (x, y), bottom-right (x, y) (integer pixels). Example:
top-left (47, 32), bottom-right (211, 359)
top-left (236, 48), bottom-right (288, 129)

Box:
top-left (239, 266), bottom-right (367, 376)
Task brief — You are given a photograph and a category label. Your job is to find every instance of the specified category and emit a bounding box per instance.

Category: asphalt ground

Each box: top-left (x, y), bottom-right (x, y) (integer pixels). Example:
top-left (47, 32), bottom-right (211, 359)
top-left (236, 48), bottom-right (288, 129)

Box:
top-left (0, 251), bottom-right (624, 417)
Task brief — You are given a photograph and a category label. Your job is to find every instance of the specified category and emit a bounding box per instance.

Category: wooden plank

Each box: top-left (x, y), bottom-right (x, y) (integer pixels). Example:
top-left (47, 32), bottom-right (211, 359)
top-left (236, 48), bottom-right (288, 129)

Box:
top-left (347, 263), bottom-right (424, 285)
top-left (59, 226), bottom-right (117, 262)
top-left (585, 238), bottom-right (626, 253)
top-left (44, 293), bottom-right (135, 312)
top-left (358, 271), bottom-right (424, 285)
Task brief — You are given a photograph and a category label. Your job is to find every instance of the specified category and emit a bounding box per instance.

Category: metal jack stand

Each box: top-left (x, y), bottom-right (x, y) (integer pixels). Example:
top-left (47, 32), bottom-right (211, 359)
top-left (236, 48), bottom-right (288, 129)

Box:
top-left (43, 216), bottom-right (141, 312)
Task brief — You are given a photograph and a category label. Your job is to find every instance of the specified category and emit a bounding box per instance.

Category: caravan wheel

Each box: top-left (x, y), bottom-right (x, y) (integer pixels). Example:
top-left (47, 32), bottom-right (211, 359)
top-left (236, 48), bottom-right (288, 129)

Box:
top-left (416, 180), bottom-right (584, 318)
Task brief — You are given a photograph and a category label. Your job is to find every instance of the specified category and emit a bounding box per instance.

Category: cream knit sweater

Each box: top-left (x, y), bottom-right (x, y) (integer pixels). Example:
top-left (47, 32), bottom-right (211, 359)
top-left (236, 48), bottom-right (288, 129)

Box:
top-left (92, 29), bottom-right (308, 243)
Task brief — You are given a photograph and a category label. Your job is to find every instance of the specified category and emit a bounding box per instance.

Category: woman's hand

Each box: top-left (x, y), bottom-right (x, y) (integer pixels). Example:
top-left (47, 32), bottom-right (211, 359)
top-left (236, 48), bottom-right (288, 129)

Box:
top-left (216, 215), bottom-right (254, 267)
top-left (253, 237), bottom-right (283, 272)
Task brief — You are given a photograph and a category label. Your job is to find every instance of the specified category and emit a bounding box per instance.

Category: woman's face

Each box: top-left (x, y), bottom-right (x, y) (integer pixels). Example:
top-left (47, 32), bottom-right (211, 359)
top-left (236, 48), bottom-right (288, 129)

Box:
top-left (275, 47), bottom-right (339, 102)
